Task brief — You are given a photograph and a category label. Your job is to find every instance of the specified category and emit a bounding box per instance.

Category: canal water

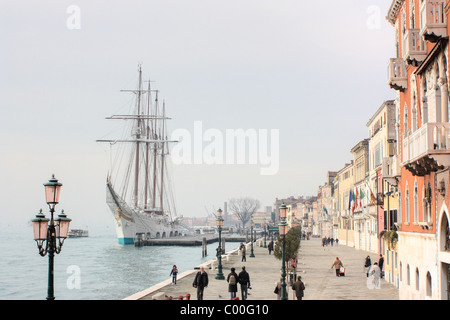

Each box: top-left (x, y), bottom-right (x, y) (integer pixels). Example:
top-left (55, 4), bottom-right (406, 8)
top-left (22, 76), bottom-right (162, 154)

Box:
top-left (0, 224), bottom-right (240, 300)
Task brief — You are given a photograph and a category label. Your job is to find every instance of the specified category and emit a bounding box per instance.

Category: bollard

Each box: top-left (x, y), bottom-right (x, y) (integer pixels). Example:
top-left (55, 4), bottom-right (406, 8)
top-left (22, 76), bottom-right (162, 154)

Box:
top-left (186, 293), bottom-right (191, 300)
top-left (202, 237), bottom-right (207, 257)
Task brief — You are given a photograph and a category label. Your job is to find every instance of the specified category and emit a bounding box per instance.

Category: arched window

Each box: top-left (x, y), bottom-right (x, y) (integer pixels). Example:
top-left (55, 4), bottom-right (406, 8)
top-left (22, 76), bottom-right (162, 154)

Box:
top-left (414, 181), bottom-right (419, 223)
top-left (426, 272), bottom-right (432, 297)
top-left (416, 268), bottom-right (420, 291)
top-left (407, 264), bottom-right (411, 285)
top-left (406, 184), bottom-right (410, 223)
top-left (400, 262), bottom-right (403, 282)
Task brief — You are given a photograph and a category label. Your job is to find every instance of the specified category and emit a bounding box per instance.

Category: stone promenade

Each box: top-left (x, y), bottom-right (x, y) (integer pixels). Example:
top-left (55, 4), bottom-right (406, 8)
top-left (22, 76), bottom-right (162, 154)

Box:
top-left (125, 238), bottom-right (399, 300)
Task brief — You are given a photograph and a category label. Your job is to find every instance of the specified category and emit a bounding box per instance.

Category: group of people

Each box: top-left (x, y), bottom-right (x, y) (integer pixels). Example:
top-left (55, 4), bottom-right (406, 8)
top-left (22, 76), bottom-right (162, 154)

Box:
top-left (364, 254), bottom-right (384, 289)
top-left (322, 237), bottom-right (338, 247)
top-left (191, 265), bottom-right (251, 300)
top-left (274, 276), bottom-right (306, 300)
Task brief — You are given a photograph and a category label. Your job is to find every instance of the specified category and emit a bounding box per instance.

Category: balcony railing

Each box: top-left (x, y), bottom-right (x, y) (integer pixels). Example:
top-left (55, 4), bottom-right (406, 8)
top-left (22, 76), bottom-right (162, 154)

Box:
top-left (388, 58), bottom-right (407, 92)
top-left (403, 29), bottom-right (427, 66)
top-left (420, 0), bottom-right (447, 42)
top-left (402, 122), bottom-right (450, 167)
top-left (382, 155), bottom-right (401, 185)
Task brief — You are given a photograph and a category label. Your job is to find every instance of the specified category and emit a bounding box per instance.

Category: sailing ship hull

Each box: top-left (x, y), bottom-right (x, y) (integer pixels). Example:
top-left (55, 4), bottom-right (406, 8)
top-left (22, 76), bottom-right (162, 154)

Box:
top-left (106, 183), bottom-right (186, 245)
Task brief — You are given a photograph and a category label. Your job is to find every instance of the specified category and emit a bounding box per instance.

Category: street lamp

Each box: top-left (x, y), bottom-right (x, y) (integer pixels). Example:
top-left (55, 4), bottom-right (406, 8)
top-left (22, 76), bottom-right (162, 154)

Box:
top-left (215, 208), bottom-right (225, 280)
top-left (250, 217), bottom-right (255, 258)
top-left (31, 175), bottom-right (71, 300)
top-left (264, 218), bottom-right (267, 248)
top-left (278, 203), bottom-right (288, 300)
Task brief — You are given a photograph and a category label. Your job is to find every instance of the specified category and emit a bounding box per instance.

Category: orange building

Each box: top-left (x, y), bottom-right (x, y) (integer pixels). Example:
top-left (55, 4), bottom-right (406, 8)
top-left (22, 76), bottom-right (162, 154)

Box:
top-left (387, 0), bottom-right (450, 299)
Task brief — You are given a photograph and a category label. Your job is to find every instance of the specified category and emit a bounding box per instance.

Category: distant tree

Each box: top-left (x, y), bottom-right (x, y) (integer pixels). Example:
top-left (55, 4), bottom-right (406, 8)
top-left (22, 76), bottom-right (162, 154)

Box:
top-left (274, 227), bottom-right (301, 263)
top-left (228, 197), bottom-right (260, 228)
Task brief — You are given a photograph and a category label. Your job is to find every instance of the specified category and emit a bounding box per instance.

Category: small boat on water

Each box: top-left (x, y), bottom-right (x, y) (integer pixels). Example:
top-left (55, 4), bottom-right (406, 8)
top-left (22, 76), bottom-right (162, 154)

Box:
top-left (68, 229), bottom-right (89, 238)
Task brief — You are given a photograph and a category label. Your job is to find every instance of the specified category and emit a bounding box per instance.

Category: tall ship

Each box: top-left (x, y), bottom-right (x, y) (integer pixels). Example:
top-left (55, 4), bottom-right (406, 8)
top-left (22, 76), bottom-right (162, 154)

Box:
top-left (97, 66), bottom-right (189, 244)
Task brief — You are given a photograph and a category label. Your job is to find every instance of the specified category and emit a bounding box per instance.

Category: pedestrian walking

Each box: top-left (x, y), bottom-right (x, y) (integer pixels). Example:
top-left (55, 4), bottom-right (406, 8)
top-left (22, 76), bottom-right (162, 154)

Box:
top-left (368, 262), bottom-right (381, 289)
top-left (238, 266), bottom-right (251, 300)
top-left (292, 276), bottom-right (306, 300)
top-left (335, 238), bottom-right (339, 246)
top-left (192, 266), bottom-right (209, 300)
top-left (274, 278), bottom-right (282, 300)
top-left (227, 267), bottom-right (239, 299)
top-left (331, 257), bottom-right (344, 277)
top-left (378, 254), bottom-right (385, 278)
top-left (364, 256), bottom-right (372, 277)
top-left (241, 244), bottom-right (246, 262)
top-left (170, 264), bottom-right (178, 285)
top-left (268, 241), bottom-right (273, 255)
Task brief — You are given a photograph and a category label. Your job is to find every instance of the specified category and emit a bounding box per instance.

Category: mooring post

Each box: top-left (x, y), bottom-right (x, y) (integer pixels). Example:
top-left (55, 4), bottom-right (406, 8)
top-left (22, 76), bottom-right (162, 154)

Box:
top-left (202, 237), bottom-right (207, 257)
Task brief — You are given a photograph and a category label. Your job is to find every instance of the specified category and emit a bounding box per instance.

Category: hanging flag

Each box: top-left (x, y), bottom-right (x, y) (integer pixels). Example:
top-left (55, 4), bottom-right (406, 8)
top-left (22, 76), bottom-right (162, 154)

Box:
top-left (323, 207), bottom-right (328, 215)
top-left (348, 189), bottom-right (353, 211)
top-left (355, 188), bottom-right (359, 209)
top-left (360, 187), bottom-right (365, 208)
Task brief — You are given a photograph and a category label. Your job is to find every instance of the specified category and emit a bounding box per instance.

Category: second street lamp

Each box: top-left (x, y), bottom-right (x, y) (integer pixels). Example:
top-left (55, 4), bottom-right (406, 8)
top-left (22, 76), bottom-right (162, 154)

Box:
top-left (215, 208), bottom-right (225, 280)
top-left (250, 217), bottom-right (255, 258)
top-left (279, 203), bottom-right (288, 301)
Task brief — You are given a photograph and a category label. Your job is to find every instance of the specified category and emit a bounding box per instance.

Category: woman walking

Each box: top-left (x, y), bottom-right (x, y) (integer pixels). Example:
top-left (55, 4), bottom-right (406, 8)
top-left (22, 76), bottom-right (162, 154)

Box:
top-left (227, 267), bottom-right (239, 299)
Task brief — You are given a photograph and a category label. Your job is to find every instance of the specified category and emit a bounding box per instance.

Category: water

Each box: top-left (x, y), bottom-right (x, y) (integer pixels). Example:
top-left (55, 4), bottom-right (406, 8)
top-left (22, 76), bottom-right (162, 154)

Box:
top-left (0, 224), bottom-right (240, 300)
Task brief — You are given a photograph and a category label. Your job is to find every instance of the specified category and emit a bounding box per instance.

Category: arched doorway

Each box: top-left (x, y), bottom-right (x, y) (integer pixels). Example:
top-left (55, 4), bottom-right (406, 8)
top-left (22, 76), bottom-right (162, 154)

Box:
top-left (438, 204), bottom-right (450, 300)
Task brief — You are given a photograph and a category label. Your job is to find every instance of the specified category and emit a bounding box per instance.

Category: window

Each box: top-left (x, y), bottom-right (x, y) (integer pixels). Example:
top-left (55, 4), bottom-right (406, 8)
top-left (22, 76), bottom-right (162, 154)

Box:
top-left (426, 272), bottom-right (432, 297)
top-left (414, 182), bottom-right (419, 223)
top-left (416, 268), bottom-right (420, 291)
top-left (407, 264), bottom-right (411, 285)
top-left (405, 184), bottom-right (410, 223)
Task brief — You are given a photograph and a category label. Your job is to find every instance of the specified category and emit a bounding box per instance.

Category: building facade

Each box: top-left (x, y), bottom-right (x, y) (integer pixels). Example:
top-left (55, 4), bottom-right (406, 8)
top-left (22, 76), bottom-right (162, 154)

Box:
top-left (387, 0), bottom-right (450, 299)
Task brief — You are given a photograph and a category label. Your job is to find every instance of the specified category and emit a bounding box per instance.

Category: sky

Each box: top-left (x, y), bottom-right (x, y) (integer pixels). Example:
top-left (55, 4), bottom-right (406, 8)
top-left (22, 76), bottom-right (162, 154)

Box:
top-left (0, 0), bottom-right (396, 229)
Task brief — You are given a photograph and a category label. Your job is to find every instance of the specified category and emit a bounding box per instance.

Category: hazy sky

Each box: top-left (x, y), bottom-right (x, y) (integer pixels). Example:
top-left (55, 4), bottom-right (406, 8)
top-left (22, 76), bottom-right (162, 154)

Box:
top-left (0, 0), bottom-right (395, 229)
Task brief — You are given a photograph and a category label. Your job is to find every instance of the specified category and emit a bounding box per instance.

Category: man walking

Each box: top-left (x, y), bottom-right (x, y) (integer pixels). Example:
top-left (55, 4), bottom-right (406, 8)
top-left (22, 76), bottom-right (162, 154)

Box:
top-left (193, 266), bottom-right (209, 300)
top-left (331, 257), bottom-right (344, 277)
top-left (378, 254), bottom-right (384, 279)
top-left (241, 245), bottom-right (246, 262)
top-left (238, 266), bottom-right (251, 300)
top-left (292, 276), bottom-right (306, 300)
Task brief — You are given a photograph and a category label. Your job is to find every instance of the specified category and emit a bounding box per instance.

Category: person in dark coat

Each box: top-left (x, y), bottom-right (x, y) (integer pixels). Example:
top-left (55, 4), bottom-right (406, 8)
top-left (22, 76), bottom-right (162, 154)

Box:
top-left (193, 266), bottom-right (209, 300)
top-left (378, 254), bottom-right (384, 278)
top-left (292, 276), bottom-right (306, 300)
top-left (227, 267), bottom-right (239, 299)
top-left (238, 266), bottom-right (251, 300)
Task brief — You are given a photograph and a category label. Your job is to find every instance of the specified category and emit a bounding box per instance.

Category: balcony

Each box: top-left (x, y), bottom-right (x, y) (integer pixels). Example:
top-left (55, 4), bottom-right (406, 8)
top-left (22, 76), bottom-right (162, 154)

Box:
top-left (420, 0), bottom-right (447, 42)
top-left (382, 155), bottom-right (401, 186)
top-left (403, 29), bottom-right (427, 66)
top-left (402, 122), bottom-right (450, 175)
top-left (388, 58), bottom-right (407, 92)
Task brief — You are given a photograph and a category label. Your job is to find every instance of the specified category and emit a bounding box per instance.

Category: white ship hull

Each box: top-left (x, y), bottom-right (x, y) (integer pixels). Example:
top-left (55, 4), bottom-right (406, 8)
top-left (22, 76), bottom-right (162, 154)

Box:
top-left (107, 182), bottom-right (186, 244)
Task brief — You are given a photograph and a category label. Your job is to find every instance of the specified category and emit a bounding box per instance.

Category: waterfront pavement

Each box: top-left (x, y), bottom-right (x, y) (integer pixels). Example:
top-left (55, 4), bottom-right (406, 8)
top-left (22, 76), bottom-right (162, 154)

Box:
top-left (125, 238), bottom-right (399, 301)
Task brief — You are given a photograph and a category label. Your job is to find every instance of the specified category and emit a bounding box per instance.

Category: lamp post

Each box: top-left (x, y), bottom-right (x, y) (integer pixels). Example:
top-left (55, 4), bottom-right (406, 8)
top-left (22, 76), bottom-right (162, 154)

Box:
top-left (31, 174), bottom-right (71, 300)
top-left (264, 218), bottom-right (267, 248)
top-left (278, 204), bottom-right (288, 300)
top-left (250, 217), bottom-right (255, 258)
top-left (215, 208), bottom-right (225, 280)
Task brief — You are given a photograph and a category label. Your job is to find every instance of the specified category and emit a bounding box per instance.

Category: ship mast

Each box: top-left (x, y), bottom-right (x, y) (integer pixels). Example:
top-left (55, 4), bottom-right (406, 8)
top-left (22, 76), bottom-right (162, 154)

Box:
top-left (160, 101), bottom-right (166, 212)
top-left (152, 90), bottom-right (159, 210)
top-left (134, 66), bottom-right (143, 208)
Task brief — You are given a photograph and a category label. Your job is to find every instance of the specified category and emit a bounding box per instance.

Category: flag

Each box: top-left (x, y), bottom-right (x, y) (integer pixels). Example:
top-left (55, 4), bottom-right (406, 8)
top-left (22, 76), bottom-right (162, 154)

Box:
top-left (348, 189), bottom-right (353, 211)
top-left (360, 187), bottom-right (365, 208)
top-left (352, 188), bottom-right (356, 212)
top-left (323, 207), bottom-right (328, 215)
